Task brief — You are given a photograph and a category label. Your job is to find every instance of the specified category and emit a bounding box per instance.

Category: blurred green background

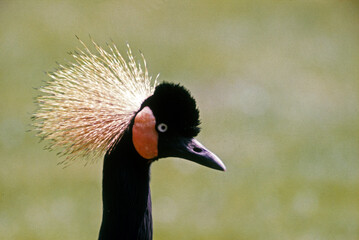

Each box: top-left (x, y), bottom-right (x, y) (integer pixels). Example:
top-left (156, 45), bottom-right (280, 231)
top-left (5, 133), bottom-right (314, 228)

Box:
top-left (1, 1), bottom-right (358, 239)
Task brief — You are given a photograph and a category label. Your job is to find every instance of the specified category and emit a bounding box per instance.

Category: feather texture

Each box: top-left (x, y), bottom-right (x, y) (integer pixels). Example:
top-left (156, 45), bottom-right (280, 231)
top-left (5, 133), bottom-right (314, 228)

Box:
top-left (33, 38), bottom-right (158, 164)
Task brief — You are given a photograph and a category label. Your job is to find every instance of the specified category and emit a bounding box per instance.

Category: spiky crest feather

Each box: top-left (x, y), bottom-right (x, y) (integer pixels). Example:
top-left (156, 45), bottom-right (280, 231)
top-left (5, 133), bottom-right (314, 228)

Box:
top-left (33, 39), bottom-right (158, 164)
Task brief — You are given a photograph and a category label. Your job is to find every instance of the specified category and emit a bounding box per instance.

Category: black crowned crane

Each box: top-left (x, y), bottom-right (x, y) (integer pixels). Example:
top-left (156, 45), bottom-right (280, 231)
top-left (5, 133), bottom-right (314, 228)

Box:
top-left (33, 39), bottom-right (226, 240)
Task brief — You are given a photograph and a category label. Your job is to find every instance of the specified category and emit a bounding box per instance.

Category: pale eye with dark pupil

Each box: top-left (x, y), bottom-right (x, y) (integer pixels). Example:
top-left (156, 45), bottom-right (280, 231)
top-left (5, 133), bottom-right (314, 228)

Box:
top-left (157, 123), bottom-right (168, 133)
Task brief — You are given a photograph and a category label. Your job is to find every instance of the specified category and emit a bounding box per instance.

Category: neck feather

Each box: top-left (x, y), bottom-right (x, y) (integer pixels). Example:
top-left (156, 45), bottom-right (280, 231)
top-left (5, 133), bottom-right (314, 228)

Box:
top-left (99, 131), bottom-right (153, 240)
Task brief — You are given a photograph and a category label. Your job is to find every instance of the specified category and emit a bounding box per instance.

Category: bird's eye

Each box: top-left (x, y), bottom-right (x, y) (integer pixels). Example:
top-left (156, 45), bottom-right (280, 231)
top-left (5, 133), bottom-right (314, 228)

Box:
top-left (157, 123), bottom-right (168, 133)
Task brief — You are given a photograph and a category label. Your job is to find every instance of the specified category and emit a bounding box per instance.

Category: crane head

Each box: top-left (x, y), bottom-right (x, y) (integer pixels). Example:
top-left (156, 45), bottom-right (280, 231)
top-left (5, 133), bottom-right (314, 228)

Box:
top-left (132, 82), bottom-right (226, 171)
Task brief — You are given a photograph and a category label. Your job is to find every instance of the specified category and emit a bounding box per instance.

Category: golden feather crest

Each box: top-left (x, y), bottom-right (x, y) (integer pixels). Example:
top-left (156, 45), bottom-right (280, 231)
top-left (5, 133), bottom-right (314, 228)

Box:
top-left (33, 38), bottom-right (158, 164)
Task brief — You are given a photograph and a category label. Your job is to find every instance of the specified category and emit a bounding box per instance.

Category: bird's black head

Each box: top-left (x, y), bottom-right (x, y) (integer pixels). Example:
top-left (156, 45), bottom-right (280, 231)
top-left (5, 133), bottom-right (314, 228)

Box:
top-left (142, 83), bottom-right (200, 138)
top-left (132, 82), bottom-right (225, 171)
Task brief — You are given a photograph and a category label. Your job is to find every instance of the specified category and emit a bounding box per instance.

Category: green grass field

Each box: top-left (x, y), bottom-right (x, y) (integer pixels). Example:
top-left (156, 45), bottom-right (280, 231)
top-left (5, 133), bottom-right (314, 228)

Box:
top-left (0, 1), bottom-right (358, 239)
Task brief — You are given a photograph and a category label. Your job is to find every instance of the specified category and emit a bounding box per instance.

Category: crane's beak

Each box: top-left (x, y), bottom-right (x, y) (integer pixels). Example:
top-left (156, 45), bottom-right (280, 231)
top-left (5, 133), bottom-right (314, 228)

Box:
top-left (159, 137), bottom-right (226, 171)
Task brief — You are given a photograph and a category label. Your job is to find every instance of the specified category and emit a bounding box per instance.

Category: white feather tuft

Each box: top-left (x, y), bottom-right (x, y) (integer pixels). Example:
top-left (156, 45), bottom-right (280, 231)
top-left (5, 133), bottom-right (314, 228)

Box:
top-left (33, 38), bottom-right (158, 164)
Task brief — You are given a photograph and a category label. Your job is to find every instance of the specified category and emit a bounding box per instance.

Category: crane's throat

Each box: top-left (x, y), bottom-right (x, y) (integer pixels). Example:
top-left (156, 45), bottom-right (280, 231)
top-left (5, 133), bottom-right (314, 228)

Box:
top-left (132, 106), bottom-right (158, 160)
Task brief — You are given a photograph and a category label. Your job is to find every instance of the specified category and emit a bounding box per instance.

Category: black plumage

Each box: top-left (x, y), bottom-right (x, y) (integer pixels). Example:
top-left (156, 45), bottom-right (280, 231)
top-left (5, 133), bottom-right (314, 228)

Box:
top-left (141, 82), bottom-right (201, 138)
top-left (100, 131), bottom-right (153, 239)
top-left (98, 83), bottom-right (225, 239)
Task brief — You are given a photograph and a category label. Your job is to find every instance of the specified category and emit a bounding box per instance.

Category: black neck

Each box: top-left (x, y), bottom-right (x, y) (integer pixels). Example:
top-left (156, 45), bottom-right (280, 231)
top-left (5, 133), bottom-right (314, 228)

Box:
top-left (99, 130), bottom-right (153, 240)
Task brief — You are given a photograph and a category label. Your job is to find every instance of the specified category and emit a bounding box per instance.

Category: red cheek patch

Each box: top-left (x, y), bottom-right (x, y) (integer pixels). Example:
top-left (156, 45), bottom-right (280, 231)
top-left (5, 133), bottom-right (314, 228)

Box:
top-left (132, 106), bottom-right (158, 160)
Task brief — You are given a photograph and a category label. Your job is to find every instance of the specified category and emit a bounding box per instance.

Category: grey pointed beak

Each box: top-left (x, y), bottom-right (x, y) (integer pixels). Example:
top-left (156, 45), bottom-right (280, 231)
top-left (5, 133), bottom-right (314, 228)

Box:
top-left (159, 137), bottom-right (226, 171)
